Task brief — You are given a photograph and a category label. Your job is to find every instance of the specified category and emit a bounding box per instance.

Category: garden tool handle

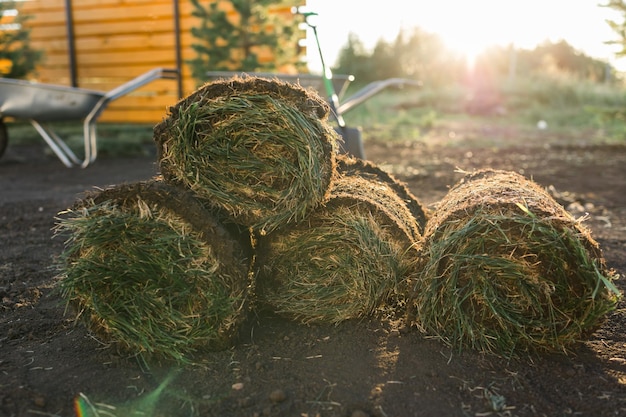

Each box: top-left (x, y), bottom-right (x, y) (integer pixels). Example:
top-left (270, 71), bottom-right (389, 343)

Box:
top-left (298, 10), bottom-right (346, 127)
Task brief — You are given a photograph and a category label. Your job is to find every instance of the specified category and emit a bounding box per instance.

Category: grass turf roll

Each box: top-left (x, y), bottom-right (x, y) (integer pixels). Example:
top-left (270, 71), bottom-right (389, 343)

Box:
top-left (54, 180), bottom-right (253, 362)
top-left (409, 169), bottom-right (621, 355)
top-left (336, 154), bottom-right (429, 236)
top-left (153, 76), bottom-right (339, 235)
top-left (255, 172), bottom-right (424, 324)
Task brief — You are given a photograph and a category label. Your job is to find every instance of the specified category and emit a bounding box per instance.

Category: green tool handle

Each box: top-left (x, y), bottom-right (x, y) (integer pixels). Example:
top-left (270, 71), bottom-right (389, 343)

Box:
top-left (305, 12), bottom-right (346, 128)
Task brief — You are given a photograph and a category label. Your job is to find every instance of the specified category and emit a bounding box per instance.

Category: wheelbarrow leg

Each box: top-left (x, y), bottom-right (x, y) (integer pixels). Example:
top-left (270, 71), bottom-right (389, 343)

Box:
top-left (0, 119), bottom-right (7, 159)
top-left (82, 118), bottom-right (98, 168)
top-left (79, 67), bottom-right (179, 168)
top-left (30, 120), bottom-right (81, 168)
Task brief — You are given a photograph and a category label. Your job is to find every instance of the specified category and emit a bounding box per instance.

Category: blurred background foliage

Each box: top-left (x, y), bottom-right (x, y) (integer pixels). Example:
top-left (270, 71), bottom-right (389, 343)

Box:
top-left (0, 1), bottom-right (42, 79)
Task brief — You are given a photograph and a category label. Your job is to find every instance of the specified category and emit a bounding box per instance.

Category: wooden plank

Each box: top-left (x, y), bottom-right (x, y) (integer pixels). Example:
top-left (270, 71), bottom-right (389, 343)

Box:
top-left (72, 48), bottom-right (176, 63)
top-left (39, 65), bottom-right (178, 81)
top-left (72, 33), bottom-right (179, 52)
top-left (20, 0), bottom-right (172, 13)
top-left (21, 9), bottom-right (66, 26)
top-left (99, 109), bottom-right (170, 123)
top-left (43, 49), bottom-right (176, 67)
top-left (29, 26), bottom-right (77, 42)
top-left (20, 3), bottom-right (60, 12)
top-left (69, 31), bottom-right (196, 53)
top-left (71, 2), bottom-right (191, 23)
top-left (68, 0), bottom-right (171, 8)
top-left (72, 19), bottom-right (173, 37)
top-left (30, 39), bottom-right (68, 52)
top-left (95, 95), bottom-right (180, 111)
top-left (21, 1), bottom-right (65, 11)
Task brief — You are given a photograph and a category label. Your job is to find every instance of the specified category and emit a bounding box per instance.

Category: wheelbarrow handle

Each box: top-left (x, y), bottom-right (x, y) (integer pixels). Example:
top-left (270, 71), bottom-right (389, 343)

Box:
top-left (80, 67), bottom-right (179, 167)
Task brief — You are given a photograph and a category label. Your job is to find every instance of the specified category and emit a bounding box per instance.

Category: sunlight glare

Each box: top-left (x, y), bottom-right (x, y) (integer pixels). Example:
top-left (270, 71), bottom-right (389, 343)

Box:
top-left (304, 0), bottom-right (626, 73)
top-left (412, 1), bottom-right (596, 68)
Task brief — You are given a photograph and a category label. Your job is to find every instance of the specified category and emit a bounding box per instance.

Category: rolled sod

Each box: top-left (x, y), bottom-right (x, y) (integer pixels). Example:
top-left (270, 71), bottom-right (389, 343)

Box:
top-left (55, 180), bottom-right (253, 362)
top-left (153, 76), bottom-right (339, 235)
top-left (409, 169), bottom-right (620, 355)
top-left (255, 173), bottom-right (424, 324)
top-left (336, 154), bottom-right (429, 236)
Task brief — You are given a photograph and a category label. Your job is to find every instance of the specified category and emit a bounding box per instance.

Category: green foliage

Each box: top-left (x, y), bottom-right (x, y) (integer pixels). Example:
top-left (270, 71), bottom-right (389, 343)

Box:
top-left (334, 33), bottom-right (374, 84)
top-left (0, 1), bottom-right (43, 79)
top-left (334, 29), bottom-right (612, 86)
top-left (340, 89), bottom-right (444, 142)
top-left (338, 72), bottom-right (626, 145)
top-left (603, 0), bottom-right (626, 57)
top-left (188, 0), bottom-right (302, 82)
top-left (334, 27), bottom-right (466, 87)
top-left (477, 41), bottom-right (611, 83)
top-left (500, 75), bottom-right (626, 135)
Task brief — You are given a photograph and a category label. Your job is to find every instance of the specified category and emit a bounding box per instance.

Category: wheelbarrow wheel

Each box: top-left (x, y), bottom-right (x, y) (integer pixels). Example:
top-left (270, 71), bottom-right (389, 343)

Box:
top-left (334, 126), bottom-right (366, 160)
top-left (0, 120), bottom-right (7, 160)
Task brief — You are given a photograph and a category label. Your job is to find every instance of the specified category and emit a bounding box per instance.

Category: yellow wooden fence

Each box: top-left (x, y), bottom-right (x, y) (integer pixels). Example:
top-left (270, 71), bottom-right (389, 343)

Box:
top-left (15, 0), bottom-right (303, 123)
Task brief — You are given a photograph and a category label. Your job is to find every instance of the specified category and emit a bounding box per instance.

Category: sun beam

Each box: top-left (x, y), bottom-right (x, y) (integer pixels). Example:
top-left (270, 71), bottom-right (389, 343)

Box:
top-left (305, 0), bottom-right (626, 73)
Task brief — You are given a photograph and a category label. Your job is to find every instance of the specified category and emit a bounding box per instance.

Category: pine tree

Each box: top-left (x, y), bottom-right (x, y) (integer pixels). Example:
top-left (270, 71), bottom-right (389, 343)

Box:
top-left (334, 33), bottom-right (373, 83)
top-left (188, 0), bottom-right (303, 82)
top-left (0, 1), bottom-right (43, 79)
top-left (603, 0), bottom-right (626, 56)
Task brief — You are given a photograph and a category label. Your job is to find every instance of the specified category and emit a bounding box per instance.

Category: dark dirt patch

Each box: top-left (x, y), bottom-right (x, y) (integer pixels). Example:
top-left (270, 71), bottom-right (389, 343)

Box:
top-left (1, 128), bottom-right (626, 417)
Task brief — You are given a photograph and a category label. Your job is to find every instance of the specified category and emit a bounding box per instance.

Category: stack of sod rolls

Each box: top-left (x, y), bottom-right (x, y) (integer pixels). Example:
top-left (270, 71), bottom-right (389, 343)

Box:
top-left (255, 154), bottom-right (428, 324)
top-left (153, 76), bottom-right (339, 235)
top-left (55, 76), bottom-right (433, 361)
top-left (409, 169), bottom-right (621, 355)
top-left (55, 180), bottom-right (253, 362)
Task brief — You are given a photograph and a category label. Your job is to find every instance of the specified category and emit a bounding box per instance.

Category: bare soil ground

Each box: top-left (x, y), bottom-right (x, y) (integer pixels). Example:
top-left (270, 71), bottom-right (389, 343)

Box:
top-left (1, 121), bottom-right (626, 417)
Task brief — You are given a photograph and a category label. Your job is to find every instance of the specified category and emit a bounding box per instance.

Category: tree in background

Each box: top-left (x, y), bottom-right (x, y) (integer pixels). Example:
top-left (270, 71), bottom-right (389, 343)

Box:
top-left (333, 33), bottom-right (374, 84)
top-left (188, 0), bottom-right (303, 82)
top-left (0, 1), bottom-right (43, 79)
top-left (392, 28), bottom-right (466, 88)
top-left (475, 41), bottom-right (610, 82)
top-left (334, 29), bottom-right (611, 86)
top-left (333, 28), bottom-right (465, 87)
top-left (603, 0), bottom-right (626, 57)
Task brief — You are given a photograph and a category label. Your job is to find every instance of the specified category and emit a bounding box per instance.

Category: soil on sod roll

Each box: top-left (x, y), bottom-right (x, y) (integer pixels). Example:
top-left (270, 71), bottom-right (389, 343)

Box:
top-left (256, 174), bottom-right (423, 324)
top-left (410, 169), bottom-right (621, 356)
top-left (336, 154), bottom-right (429, 235)
top-left (54, 180), bottom-right (254, 362)
top-left (153, 76), bottom-right (339, 235)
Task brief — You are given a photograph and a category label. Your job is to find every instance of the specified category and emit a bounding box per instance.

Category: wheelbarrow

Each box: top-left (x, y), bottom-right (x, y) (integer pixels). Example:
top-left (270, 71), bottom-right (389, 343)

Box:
top-left (0, 67), bottom-right (178, 168)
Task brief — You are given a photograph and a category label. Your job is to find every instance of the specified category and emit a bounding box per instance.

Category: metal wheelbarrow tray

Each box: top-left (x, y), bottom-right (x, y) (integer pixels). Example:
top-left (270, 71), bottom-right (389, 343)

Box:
top-left (0, 67), bottom-right (178, 167)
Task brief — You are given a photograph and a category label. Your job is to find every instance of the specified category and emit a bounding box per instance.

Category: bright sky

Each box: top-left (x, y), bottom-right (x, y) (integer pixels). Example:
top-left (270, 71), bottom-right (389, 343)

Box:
top-left (303, 0), bottom-right (626, 74)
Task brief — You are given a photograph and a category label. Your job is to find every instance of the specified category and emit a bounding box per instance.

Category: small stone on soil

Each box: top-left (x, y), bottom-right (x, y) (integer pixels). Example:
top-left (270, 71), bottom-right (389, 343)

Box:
top-left (33, 396), bottom-right (46, 407)
top-left (269, 388), bottom-right (287, 403)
